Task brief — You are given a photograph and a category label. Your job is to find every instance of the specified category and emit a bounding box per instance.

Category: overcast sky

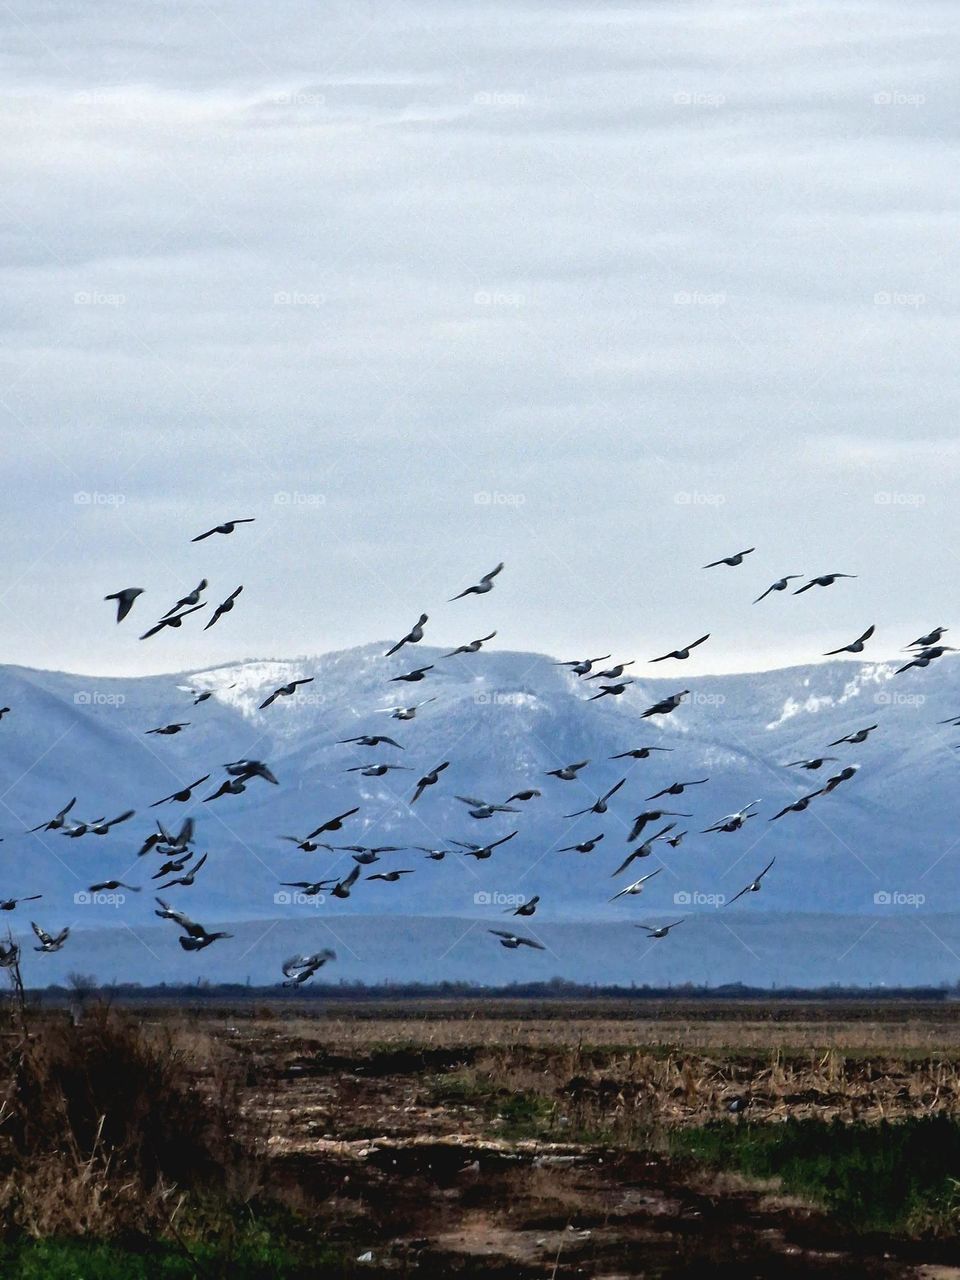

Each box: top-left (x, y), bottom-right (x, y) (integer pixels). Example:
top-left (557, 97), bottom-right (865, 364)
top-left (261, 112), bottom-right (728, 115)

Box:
top-left (1, 0), bottom-right (957, 677)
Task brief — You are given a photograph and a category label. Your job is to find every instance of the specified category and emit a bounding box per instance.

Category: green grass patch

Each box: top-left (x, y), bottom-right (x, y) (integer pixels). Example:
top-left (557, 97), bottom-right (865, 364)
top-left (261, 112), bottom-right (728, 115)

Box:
top-left (671, 1115), bottom-right (960, 1234)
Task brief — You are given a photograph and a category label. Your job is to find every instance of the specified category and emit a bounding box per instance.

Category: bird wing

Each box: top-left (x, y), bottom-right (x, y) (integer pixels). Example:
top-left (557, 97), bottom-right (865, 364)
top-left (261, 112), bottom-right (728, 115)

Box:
top-left (481, 562), bottom-right (504, 584)
top-left (602, 777), bottom-right (626, 802)
top-left (757, 857), bottom-right (776, 880)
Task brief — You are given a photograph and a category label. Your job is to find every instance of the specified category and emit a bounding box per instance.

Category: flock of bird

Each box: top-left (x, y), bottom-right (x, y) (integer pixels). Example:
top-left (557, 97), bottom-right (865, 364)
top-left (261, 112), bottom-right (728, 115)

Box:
top-left (1, 524), bottom-right (952, 987)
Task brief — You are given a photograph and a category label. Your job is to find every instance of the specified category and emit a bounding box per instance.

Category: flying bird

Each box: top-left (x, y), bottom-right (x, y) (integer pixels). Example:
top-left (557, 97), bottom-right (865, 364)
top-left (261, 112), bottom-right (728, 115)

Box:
top-left (769, 794), bottom-right (820, 821)
top-left (703, 548), bottom-right (754, 568)
top-left (31, 922), bottom-right (69, 953)
top-left (488, 929), bottom-right (544, 951)
top-left (611, 824), bottom-right (676, 877)
top-left (156, 852), bottom-right (208, 890)
top-left (104, 587), bottom-right (144, 623)
top-left (564, 777), bottom-right (626, 818)
top-left (204, 586), bottom-right (242, 630)
top-left (0, 895), bottom-right (40, 911)
top-left (586, 661), bottom-right (635, 680)
top-left (306, 807), bottom-right (360, 837)
top-left (554, 655), bottom-right (611, 677)
top-left (339, 735), bottom-right (404, 749)
top-left (191, 519), bottom-right (255, 542)
top-left (906, 627), bottom-right (948, 649)
top-left (641, 691), bottom-right (688, 719)
top-left (784, 758), bottom-right (837, 771)
top-left (454, 831), bottom-right (518, 860)
top-left (345, 763), bottom-right (411, 776)
top-left (646, 779), bottom-right (708, 801)
top-left (793, 574), bottom-right (857, 595)
top-left (411, 762), bottom-right (450, 804)
top-left (896, 646), bottom-right (955, 674)
top-left (366, 870), bottom-right (415, 883)
top-left (727, 858), bottom-right (776, 905)
top-left (505, 788), bottom-right (540, 803)
top-left (701, 801), bottom-right (760, 833)
top-left (145, 723), bottom-right (190, 736)
top-left (443, 632), bottom-right (496, 657)
top-left (162, 579), bottom-right (208, 618)
top-left (260, 677), bottom-right (314, 710)
top-left (449, 562), bottom-right (504, 600)
top-left (754, 575), bottom-right (803, 603)
top-left (627, 811), bottom-right (691, 842)
top-left (28, 797), bottom-right (77, 833)
top-left (150, 776), bottom-right (210, 806)
top-left (282, 950), bottom-right (336, 986)
top-left (588, 681), bottom-right (634, 701)
top-left (821, 765), bottom-right (858, 793)
top-left (545, 760), bottom-right (589, 781)
top-left (330, 865), bottom-right (361, 899)
top-left (559, 834), bottom-right (604, 853)
top-left (382, 699), bottom-right (437, 720)
top-left (505, 895), bottom-right (540, 917)
top-left (224, 760), bottom-right (279, 784)
top-left (824, 625), bottom-right (875, 656)
top-left (609, 747), bottom-right (673, 761)
top-left (455, 795), bottom-right (519, 819)
top-left (139, 604), bottom-right (204, 641)
top-left (390, 665), bottom-right (433, 683)
top-left (650, 635), bottom-right (710, 663)
top-left (828, 725), bottom-right (877, 746)
top-left (635, 919), bottom-right (684, 939)
top-left (88, 880), bottom-right (140, 893)
top-left (385, 614), bottom-right (428, 657)
top-left (610, 867), bottom-right (663, 902)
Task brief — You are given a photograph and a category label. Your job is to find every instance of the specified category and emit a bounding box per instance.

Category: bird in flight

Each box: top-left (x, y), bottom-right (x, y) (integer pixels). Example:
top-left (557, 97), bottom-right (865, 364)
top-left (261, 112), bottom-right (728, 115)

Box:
top-left (88, 879), bottom-right (141, 894)
top-left (609, 747), bottom-right (673, 761)
top-left (793, 573), bottom-right (856, 594)
top-left (650, 635), bottom-right (710, 663)
top-left (896, 646), bottom-right (955, 675)
top-left (28, 797), bottom-right (77, 833)
top-left (31, 922), bottom-right (69, 953)
top-left (824, 625), bottom-right (875, 656)
top-left (588, 681), bottom-right (634, 701)
top-left (769, 794), bottom-right (820, 821)
top-left (162, 579), bottom-right (207, 618)
top-left (260, 677), bottom-right (314, 710)
top-left (505, 788), bottom-right (541, 803)
top-left (635, 919), bottom-right (684, 939)
top-left (146, 723), bottom-right (190, 736)
top-left (0, 895), bottom-right (40, 911)
top-left (488, 929), bottom-right (545, 951)
top-left (225, 760), bottom-right (279, 785)
top-left (554, 654), bottom-right (611, 677)
top-left (610, 867), bottom-right (663, 902)
top-left (366, 870), bottom-right (415, 883)
top-left (330, 865), bottom-right (362, 899)
top-left (727, 858), bottom-right (776, 905)
top-left (191, 519), bottom-right (255, 542)
top-left (906, 627), bottom-right (947, 649)
top-left (345, 763), bottom-right (411, 777)
top-left (150, 776), bottom-right (210, 806)
top-left (627, 810), bottom-right (691, 842)
top-left (703, 548), bottom-right (754, 568)
top-left (380, 698), bottom-right (437, 720)
top-left (443, 632), bottom-right (496, 657)
top-left (456, 795), bottom-right (519, 819)
top-left (641, 691), bottom-right (688, 718)
top-left (783, 757), bottom-right (837, 771)
top-left (385, 614), bottom-right (428, 657)
top-left (564, 777), bottom-right (625, 818)
top-left (559, 833), bottom-right (604, 853)
top-left (283, 950), bottom-right (336, 986)
top-left (611, 824), bottom-right (676, 877)
top-left (545, 760), bottom-right (589, 781)
top-left (204, 586), bottom-right (243, 630)
top-left (449, 562), bottom-right (504, 600)
top-left (828, 724), bottom-right (877, 746)
top-left (454, 831), bottom-right (518, 860)
top-left (646, 779), bottom-right (708, 801)
top-left (390, 665), bottom-right (433, 683)
top-left (754, 575), bottom-right (803, 603)
top-left (157, 852), bottom-right (209, 890)
top-left (820, 765), bottom-right (858, 793)
top-left (701, 801), bottom-right (759, 833)
top-left (104, 587), bottom-right (144, 623)
top-left (306, 807), bottom-right (360, 837)
top-left (586, 661), bottom-right (635, 680)
top-left (339, 735), bottom-right (404, 749)
top-left (505, 895), bottom-right (540, 917)
top-left (139, 604), bottom-right (204, 641)
top-left (411, 762), bottom-right (450, 804)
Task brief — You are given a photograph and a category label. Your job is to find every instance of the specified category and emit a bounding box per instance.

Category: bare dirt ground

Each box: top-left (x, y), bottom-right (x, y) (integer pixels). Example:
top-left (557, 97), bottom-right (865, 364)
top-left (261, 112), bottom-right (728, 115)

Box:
top-left (165, 1000), bottom-right (960, 1276)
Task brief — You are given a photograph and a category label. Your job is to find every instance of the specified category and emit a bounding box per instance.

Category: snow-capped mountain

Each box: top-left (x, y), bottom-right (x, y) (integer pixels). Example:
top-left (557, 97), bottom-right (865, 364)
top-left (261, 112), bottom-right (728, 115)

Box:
top-left (0, 643), bottom-right (956, 986)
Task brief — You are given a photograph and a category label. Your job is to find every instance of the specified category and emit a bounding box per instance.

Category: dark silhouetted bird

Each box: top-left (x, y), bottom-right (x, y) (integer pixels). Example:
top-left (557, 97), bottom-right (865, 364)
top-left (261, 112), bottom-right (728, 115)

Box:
top-left (449, 563), bottom-right (503, 600)
top-left (105, 587), bottom-right (143, 623)
top-left (191, 519), bottom-right (255, 542)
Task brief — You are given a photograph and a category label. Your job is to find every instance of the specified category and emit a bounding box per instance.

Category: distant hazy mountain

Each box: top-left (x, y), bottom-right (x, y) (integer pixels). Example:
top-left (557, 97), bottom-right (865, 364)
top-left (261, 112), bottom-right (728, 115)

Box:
top-left (0, 644), bottom-right (955, 986)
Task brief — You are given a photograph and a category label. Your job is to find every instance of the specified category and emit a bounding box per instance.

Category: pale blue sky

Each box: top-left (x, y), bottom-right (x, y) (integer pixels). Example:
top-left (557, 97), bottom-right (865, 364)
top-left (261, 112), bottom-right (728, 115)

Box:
top-left (0, 0), bottom-right (956, 675)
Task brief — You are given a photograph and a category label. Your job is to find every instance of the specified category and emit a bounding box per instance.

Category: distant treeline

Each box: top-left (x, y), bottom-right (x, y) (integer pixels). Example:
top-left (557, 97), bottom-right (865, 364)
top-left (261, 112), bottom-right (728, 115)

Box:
top-left (23, 977), bottom-right (957, 1002)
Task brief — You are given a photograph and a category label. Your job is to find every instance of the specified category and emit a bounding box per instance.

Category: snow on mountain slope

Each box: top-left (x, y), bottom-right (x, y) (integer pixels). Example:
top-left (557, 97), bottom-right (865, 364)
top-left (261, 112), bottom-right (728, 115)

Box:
top-left (0, 644), bottom-right (955, 985)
